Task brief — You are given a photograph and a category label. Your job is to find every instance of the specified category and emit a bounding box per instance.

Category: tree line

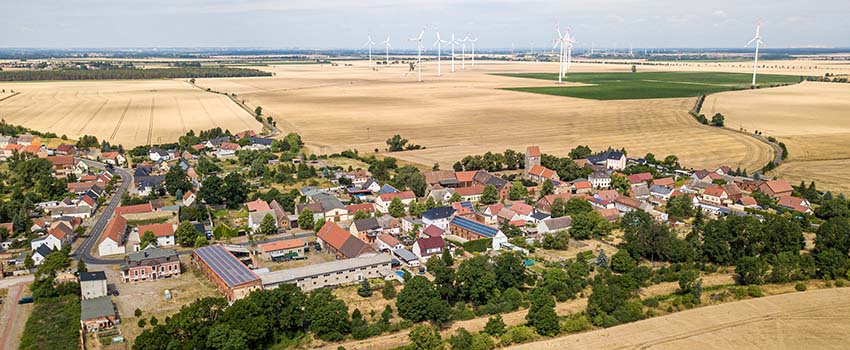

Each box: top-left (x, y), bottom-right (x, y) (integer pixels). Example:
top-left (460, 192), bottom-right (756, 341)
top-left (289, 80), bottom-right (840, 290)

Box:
top-left (0, 67), bottom-right (272, 81)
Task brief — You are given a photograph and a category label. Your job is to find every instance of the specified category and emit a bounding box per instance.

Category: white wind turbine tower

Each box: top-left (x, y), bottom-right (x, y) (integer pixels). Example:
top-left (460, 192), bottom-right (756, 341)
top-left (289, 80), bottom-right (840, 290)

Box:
top-left (381, 36), bottom-right (391, 65)
top-left (528, 41), bottom-right (535, 59)
top-left (564, 29), bottom-right (575, 75)
top-left (468, 36), bottom-right (479, 68)
top-left (445, 34), bottom-right (460, 73)
top-left (746, 23), bottom-right (766, 88)
top-left (460, 36), bottom-right (469, 70)
top-left (363, 35), bottom-right (376, 68)
top-left (552, 26), bottom-right (569, 83)
top-left (409, 29), bottom-right (425, 82)
top-left (432, 32), bottom-right (447, 76)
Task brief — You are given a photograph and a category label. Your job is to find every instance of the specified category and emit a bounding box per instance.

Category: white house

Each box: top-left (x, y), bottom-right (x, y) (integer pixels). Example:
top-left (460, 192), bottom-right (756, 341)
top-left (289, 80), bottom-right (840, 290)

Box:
top-left (589, 171), bottom-right (611, 189)
top-left (412, 236), bottom-right (445, 261)
top-left (137, 223), bottom-right (177, 247)
top-left (421, 206), bottom-right (455, 231)
top-left (31, 234), bottom-right (62, 252)
top-left (377, 234), bottom-right (404, 252)
top-left (32, 245), bottom-right (54, 266)
top-left (98, 216), bottom-right (127, 257)
top-left (374, 191), bottom-right (416, 214)
top-left (148, 147), bottom-right (171, 162)
top-left (79, 271), bottom-right (108, 300)
top-left (491, 231), bottom-right (509, 251)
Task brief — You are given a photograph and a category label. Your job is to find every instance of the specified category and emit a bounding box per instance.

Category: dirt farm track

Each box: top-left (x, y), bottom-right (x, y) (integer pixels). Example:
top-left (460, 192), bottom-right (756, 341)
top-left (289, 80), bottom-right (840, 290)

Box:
top-left (508, 287), bottom-right (850, 350)
top-left (0, 79), bottom-right (261, 147)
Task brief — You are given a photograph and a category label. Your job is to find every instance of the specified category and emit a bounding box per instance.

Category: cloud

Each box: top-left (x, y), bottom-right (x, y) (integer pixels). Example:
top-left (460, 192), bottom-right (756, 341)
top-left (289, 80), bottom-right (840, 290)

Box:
top-left (667, 14), bottom-right (696, 24)
top-left (712, 10), bottom-right (727, 18)
top-left (606, 14), bottom-right (625, 23)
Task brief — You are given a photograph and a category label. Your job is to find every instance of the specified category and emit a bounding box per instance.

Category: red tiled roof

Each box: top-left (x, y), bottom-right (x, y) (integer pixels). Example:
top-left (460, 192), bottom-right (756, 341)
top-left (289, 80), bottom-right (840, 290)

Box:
top-left (219, 142), bottom-right (240, 151)
top-left (455, 185), bottom-right (484, 197)
top-left (528, 165), bottom-right (557, 180)
top-left (246, 199), bottom-right (271, 212)
top-left (511, 202), bottom-right (534, 216)
top-left (626, 172), bottom-right (653, 184)
top-left (48, 226), bottom-right (67, 240)
top-left (421, 224), bottom-right (444, 237)
top-left (455, 171), bottom-right (477, 183)
top-left (115, 203), bottom-right (153, 216)
top-left (316, 221), bottom-right (351, 250)
top-left (101, 151), bottom-right (120, 159)
top-left (509, 219), bottom-right (526, 227)
top-left (347, 203), bottom-right (375, 214)
top-left (777, 196), bottom-right (810, 213)
top-left (138, 223), bottom-right (175, 237)
top-left (738, 196), bottom-right (758, 206)
top-left (526, 146), bottom-right (541, 157)
top-left (4, 144), bottom-right (22, 151)
top-left (378, 233), bottom-right (400, 247)
top-left (259, 238), bottom-right (305, 253)
top-left (191, 144), bottom-right (206, 151)
top-left (703, 186), bottom-right (727, 198)
top-left (485, 204), bottom-right (504, 215)
top-left (763, 180), bottom-right (793, 194)
top-left (100, 215), bottom-right (127, 244)
top-left (573, 181), bottom-right (592, 189)
top-left (596, 190), bottom-right (619, 201)
top-left (379, 190), bottom-right (416, 202)
top-left (652, 177), bottom-right (675, 187)
top-left (80, 195), bottom-right (97, 207)
top-left (416, 236), bottom-right (445, 254)
top-left (22, 145), bottom-right (41, 154)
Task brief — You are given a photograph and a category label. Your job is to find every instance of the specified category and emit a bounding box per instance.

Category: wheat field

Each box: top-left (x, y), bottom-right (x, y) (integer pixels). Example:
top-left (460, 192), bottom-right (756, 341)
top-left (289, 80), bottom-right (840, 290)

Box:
top-left (0, 79), bottom-right (261, 147)
top-left (196, 60), bottom-right (774, 171)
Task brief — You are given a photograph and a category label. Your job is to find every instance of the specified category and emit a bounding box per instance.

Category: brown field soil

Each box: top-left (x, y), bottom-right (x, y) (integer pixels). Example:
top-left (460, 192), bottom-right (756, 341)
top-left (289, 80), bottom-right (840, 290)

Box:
top-left (507, 287), bottom-right (850, 350)
top-left (704, 82), bottom-right (850, 193)
top-left (196, 61), bottom-right (776, 171)
top-left (0, 79), bottom-right (262, 147)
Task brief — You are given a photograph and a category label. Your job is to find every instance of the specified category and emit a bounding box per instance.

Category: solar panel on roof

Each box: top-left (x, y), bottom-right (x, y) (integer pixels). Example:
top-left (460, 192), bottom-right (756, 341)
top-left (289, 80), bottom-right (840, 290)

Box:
top-left (450, 217), bottom-right (497, 237)
top-left (195, 245), bottom-right (258, 287)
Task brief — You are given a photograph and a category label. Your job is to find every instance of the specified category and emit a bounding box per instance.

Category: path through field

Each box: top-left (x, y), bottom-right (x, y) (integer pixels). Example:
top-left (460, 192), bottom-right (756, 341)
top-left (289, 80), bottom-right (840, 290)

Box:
top-left (507, 287), bottom-right (850, 350)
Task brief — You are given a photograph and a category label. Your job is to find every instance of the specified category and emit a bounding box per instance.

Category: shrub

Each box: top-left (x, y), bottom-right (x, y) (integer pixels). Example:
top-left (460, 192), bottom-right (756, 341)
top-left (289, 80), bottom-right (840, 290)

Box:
top-left (562, 314), bottom-right (591, 333)
top-left (462, 238), bottom-right (492, 253)
top-left (836, 279), bottom-right (847, 287)
top-left (382, 281), bottom-right (397, 299)
top-left (747, 285), bottom-right (763, 298)
top-left (794, 283), bottom-right (807, 292)
top-left (500, 325), bottom-right (538, 345)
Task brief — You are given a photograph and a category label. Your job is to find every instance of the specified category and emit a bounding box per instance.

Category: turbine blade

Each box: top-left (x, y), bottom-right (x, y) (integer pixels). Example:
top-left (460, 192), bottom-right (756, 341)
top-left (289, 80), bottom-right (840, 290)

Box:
top-left (745, 37), bottom-right (757, 47)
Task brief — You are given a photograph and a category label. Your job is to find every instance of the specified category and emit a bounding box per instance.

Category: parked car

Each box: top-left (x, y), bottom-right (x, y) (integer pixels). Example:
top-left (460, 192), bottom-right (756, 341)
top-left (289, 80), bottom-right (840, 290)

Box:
top-left (18, 296), bottom-right (34, 304)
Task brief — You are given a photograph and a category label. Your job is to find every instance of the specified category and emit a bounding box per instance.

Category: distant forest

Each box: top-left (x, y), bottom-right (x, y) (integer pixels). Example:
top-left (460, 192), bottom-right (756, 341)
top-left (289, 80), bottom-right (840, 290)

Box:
top-left (0, 67), bottom-right (272, 81)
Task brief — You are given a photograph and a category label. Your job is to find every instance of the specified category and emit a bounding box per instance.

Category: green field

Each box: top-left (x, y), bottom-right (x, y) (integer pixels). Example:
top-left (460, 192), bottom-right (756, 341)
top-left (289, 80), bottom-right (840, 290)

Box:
top-left (497, 72), bottom-right (805, 100)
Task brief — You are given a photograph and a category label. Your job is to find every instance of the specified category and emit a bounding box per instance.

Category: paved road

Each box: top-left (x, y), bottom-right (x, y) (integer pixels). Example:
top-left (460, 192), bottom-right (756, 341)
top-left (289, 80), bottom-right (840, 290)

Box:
top-left (0, 283), bottom-right (27, 349)
top-left (72, 160), bottom-right (132, 265)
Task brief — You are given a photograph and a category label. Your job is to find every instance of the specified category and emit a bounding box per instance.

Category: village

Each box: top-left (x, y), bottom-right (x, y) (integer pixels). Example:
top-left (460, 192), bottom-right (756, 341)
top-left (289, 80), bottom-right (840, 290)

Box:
top-left (0, 123), bottom-right (841, 350)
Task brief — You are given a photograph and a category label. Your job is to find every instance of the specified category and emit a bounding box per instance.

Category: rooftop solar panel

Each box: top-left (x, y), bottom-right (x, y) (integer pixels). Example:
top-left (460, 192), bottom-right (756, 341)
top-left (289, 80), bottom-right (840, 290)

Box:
top-left (450, 216), bottom-right (498, 237)
top-left (195, 245), bottom-right (259, 287)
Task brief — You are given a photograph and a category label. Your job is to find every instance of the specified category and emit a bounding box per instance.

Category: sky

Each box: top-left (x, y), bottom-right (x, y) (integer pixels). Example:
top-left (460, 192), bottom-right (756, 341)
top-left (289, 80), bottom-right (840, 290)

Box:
top-left (2, 0), bottom-right (849, 49)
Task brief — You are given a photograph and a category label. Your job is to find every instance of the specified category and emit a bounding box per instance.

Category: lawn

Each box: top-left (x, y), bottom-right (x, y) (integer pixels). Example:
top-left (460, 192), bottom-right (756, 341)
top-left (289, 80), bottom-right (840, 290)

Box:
top-left (497, 71), bottom-right (805, 100)
top-left (19, 295), bottom-right (80, 350)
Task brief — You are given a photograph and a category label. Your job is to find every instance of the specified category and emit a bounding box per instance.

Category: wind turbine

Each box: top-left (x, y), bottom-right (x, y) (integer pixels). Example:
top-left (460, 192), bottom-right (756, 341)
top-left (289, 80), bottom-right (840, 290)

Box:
top-left (745, 23), bottom-right (766, 88)
top-left (552, 26), bottom-right (568, 83)
top-left (432, 32), bottom-right (447, 76)
top-left (460, 36), bottom-right (469, 70)
top-left (445, 34), bottom-right (460, 73)
top-left (409, 29), bottom-right (425, 82)
top-left (528, 41), bottom-right (535, 58)
top-left (363, 35), bottom-right (376, 68)
top-left (381, 36), bottom-right (391, 65)
top-left (468, 36), bottom-right (478, 68)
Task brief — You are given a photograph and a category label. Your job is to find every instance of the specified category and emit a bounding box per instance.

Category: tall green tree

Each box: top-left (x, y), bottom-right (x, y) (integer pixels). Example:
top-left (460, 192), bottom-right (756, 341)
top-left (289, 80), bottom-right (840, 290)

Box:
top-left (396, 276), bottom-right (451, 324)
top-left (481, 185), bottom-right (500, 205)
top-left (175, 221), bottom-right (199, 247)
top-left (388, 197), bottom-right (406, 218)
top-left (526, 288), bottom-right (559, 336)
top-left (140, 230), bottom-right (157, 249)
top-left (165, 166), bottom-right (193, 196)
top-left (298, 209), bottom-right (315, 229)
top-left (305, 289), bottom-right (350, 341)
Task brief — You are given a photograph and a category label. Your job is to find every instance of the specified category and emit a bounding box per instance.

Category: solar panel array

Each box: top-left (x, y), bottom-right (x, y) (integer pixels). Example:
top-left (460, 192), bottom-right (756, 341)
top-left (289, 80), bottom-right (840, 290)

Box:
top-left (450, 216), bottom-right (498, 237)
top-left (195, 245), bottom-right (259, 287)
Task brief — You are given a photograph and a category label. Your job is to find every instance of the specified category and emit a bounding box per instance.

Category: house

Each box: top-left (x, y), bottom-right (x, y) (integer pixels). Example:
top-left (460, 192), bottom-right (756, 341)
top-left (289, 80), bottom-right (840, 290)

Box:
top-left (455, 171), bottom-right (477, 188)
top-left (316, 221), bottom-right (377, 259)
top-left (777, 196), bottom-right (812, 214)
top-left (649, 185), bottom-right (674, 200)
top-left (596, 207), bottom-right (621, 222)
top-left (626, 172), bottom-right (654, 186)
top-left (472, 171), bottom-right (511, 199)
top-left (374, 191), bottom-right (416, 214)
top-left (527, 164), bottom-right (559, 183)
top-left (426, 188), bottom-right (456, 204)
top-left (148, 147), bottom-right (171, 161)
top-left (509, 202), bottom-right (535, 222)
top-left (346, 203), bottom-right (375, 217)
top-left (587, 151), bottom-right (627, 170)
top-left (589, 171), bottom-right (611, 189)
top-left (536, 193), bottom-right (572, 214)
top-left (538, 216), bottom-right (572, 234)
top-left (362, 179), bottom-right (381, 193)
top-left (631, 183), bottom-right (651, 200)
top-left (455, 185), bottom-right (485, 203)
top-left (257, 239), bottom-right (307, 261)
top-left (115, 203), bottom-right (154, 216)
top-left (246, 198), bottom-right (272, 212)
top-left (614, 196), bottom-right (644, 213)
top-left (377, 233), bottom-right (404, 252)
top-left (412, 236), bottom-right (445, 261)
top-left (448, 216), bottom-right (508, 250)
top-left (192, 245), bottom-right (263, 302)
top-left (121, 247), bottom-right (181, 283)
top-left (137, 223), bottom-right (176, 247)
top-left (345, 169), bottom-right (371, 186)
top-left (98, 216), bottom-right (128, 257)
top-left (80, 296), bottom-right (118, 333)
top-left (299, 192), bottom-right (350, 223)
top-left (723, 183), bottom-right (744, 202)
top-left (32, 244), bottom-right (55, 266)
top-left (737, 196), bottom-right (759, 208)
top-left (56, 144), bottom-right (76, 156)
top-left (349, 217), bottom-right (382, 243)
top-left (100, 151), bottom-right (126, 166)
top-left (248, 210), bottom-right (277, 232)
top-left (701, 186), bottom-right (729, 206)
top-left (259, 254), bottom-right (392, 292)
top-left (47, 155), bottom-right (75, 177)
top-left (573, 180), bottom-right (593, 194)
top-left (182, 191), bottom-right (196, 206)
top-left (759, 179), bottom-right (794, 199)
top-left (80, 271), bottom-right (108, 300)
top-left (422, 206), bottom-right (455, 231)
top-left (269, 200), bottom-right (293, 229)
top-left (652, 177), bottom-right (675, 188)
top-left (31, 230), bottom-right (63, 251)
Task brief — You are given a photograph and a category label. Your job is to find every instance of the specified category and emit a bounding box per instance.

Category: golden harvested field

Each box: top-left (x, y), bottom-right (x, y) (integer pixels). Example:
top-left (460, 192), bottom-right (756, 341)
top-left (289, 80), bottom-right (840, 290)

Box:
top-left (507, 287), bottom-right (850, 350)
top-left (0, 79), bottom-right (261, 147)
top-left (704, 82), bottom-right (850, 193)
top-left (196, 61), bottom-right (776, 171)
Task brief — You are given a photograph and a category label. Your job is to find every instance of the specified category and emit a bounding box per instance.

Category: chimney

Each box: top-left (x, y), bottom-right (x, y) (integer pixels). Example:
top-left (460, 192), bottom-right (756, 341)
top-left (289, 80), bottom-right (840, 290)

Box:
top-left (144, 251), bottom-right (149, 257)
